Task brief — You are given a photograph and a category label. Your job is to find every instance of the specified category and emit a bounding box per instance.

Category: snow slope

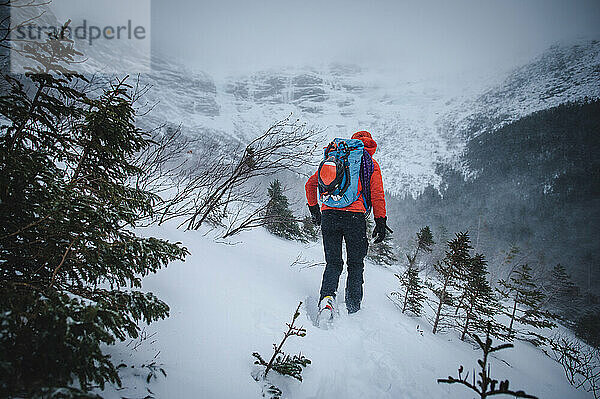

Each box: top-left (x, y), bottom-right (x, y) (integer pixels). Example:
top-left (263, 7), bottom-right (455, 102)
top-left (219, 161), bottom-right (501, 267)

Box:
top-left (134, 39), bottom-right (599, 197)
top-left (99, 225), bottom-right (587, 399)
top-left (9, 3), bottom-right (599, 197)
top-left (20, 7), bottom-right (597, 197)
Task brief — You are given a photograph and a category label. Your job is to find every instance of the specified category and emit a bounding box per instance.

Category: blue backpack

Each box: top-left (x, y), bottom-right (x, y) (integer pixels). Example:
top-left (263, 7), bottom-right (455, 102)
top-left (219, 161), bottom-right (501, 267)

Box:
top-left (317, 138), bottom-right (374, 212)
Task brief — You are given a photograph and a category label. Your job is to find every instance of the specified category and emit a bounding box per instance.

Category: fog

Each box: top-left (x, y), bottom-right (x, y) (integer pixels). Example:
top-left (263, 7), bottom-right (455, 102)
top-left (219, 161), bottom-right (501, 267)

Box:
top-left (151, 0), bottom-right (600, 78)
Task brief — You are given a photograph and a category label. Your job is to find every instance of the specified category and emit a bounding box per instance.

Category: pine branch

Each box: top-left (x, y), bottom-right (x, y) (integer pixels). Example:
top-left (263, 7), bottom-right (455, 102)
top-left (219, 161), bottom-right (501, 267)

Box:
top-left (438, 324), bottom-right (538, 398)
top-left (252, 302), bottom-right (310, 380)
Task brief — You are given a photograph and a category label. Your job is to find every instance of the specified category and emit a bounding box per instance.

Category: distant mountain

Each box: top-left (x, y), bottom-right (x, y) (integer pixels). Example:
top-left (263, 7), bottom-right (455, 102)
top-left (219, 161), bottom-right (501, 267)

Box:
top-left (444, 39), bottom-right (600, 141)
top-left (131, 40), bottom-right (600, 196)
top-left (6, 5), bottom-right (599, 197)
top-left (138, 62), bottom-right (473, 195)
top-left (390, 99), bottom-right (600, 294)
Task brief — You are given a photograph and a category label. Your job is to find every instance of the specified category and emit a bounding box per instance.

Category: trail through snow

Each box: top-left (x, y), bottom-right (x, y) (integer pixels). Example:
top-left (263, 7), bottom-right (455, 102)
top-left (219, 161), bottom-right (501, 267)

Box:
top-left (100, 225), bottom-right (588, 398)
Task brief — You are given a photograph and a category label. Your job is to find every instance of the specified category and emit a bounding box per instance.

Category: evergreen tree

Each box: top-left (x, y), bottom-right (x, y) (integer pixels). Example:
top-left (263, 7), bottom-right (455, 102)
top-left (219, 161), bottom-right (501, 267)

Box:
top-left (367, 217), bottom-right (398, 266)
top-left (396, 267), bottom-right (427, 316)
top-left (264, 179), bottom-right (301, 240)
top-left (458, 254), bottom-right (501, 341)
top-left (498, 264), bottom-right (555, 342)
top-left (439, 323), bottom-right (538, 399)
top-left (432, 232), bottom-right (472, 334)
top-left (396, 227), bottom-right (434, 315)
top-left (545, 264), bottom-right (580, 320)
top-left (252, 302), bottom-right (310, 381)
top-left (407, 226), bottom-right (434, 266)
top-left (0, 24), bottom-right (188, 396)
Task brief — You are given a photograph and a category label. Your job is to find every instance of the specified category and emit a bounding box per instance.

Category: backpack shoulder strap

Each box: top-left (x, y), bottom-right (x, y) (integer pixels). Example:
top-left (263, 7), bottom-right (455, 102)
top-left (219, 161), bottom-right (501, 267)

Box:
top-left (359, 149), bottom-right (375, 212)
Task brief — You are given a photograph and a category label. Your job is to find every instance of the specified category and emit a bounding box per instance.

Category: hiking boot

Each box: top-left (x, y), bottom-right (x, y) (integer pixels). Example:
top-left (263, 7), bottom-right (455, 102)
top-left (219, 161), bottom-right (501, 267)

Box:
top-left (317, 295), bottom-right (335, 327)
top-left (319, 295), bottom-right (335, 312)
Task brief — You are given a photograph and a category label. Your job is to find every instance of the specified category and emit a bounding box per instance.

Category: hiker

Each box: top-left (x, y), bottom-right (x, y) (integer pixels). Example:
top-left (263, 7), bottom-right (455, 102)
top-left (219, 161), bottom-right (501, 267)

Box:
top-left (305, 130), bottom-right (389, 318)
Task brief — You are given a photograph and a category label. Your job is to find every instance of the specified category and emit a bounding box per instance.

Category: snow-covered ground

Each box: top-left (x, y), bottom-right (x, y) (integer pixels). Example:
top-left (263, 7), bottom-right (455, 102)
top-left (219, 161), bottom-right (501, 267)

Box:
top-left (99, 225), bottom-right (587, 398)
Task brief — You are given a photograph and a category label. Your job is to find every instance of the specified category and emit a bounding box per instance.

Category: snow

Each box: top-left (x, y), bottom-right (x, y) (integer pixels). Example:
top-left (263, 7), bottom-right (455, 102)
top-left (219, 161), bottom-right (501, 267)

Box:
top-left (11, 3), bottom-right (599, 198)
top-left (99, 225), bottom-right (588, 398)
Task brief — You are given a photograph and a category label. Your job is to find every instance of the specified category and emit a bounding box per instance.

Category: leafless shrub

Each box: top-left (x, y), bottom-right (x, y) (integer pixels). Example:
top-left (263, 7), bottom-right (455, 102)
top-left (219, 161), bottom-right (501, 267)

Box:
top-left (151, 115), bottom-right (321, 236)
top-left (127, 115), bottom-right (320, 237)
top-left (289, 253), bottom-right (325, 270)
top-left (549, 333), bottom-right (600, 398)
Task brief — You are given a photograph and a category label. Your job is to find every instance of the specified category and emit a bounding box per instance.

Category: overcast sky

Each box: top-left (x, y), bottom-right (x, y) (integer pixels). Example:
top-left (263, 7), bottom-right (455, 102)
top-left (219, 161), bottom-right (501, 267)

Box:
top-left (151, 0), bottom-right (600, 78)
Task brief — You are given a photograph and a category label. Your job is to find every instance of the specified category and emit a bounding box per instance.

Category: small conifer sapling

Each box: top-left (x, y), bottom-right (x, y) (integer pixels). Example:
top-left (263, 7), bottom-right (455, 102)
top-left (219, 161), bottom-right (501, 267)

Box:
top-left (252, 302), bottom-right (311, 382)
top-left (438, 323), bottom-right (538, 399)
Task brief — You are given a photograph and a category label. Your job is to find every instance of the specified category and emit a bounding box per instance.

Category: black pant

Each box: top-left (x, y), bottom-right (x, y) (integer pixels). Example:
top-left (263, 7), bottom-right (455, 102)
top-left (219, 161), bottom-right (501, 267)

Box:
top-left (319, 210), bottom-right (368, 313)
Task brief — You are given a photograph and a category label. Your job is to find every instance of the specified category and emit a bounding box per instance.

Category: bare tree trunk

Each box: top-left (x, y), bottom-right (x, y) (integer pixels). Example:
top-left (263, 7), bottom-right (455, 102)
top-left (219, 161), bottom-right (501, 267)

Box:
top-left (508, 295), bottom-right (518, 339)
top-left (461, 310), bottom-right (471, 341)
top-left (433, 275), bottom-right (450, 334)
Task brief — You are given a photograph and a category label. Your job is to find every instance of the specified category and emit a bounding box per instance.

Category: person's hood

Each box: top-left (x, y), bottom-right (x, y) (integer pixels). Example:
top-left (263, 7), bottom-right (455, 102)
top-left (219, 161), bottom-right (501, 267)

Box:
top-left (352, 131), bottom-right (377, 156)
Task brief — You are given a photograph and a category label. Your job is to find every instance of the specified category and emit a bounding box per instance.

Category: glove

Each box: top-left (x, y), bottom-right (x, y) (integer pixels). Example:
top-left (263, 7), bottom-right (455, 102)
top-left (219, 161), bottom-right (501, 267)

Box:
top-left (372, 217), bottom-right (388, 243)
top-left (308, 204), bottom-right (321, 226)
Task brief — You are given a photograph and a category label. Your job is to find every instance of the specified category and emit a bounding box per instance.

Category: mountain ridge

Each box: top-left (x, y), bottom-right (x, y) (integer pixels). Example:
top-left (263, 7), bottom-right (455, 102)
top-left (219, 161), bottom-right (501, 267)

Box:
top-left (136, 40), bottom-right (599, 196)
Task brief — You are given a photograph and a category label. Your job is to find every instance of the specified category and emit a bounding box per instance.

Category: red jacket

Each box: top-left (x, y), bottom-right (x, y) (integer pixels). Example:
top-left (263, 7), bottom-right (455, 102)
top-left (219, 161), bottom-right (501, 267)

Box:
top-left (305, 131), bottom-right (386, 219)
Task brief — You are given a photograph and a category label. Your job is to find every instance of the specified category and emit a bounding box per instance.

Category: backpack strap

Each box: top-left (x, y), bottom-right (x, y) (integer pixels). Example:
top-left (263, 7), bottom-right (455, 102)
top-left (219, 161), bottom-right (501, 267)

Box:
top-left (359, 149), bottom-right (375, 212)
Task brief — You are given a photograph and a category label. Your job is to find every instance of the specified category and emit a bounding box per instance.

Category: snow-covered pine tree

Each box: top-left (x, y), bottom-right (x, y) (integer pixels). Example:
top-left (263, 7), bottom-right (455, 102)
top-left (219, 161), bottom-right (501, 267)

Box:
top-left (0, 23), bottom-right (188, 397)
top-left (265, 179), bottom-right (302, 240)
top-left (396, 226), bottom-right (434, 315)
top-left (544, 264), bottom-right (580, 320)
top-left (497, 264), bottom-right (555, 342)
top-left (396, 267), bottom-right (427, 316)
top-left (366, 217), bottom-right (398, 266)
top-left (432, 232), bottom-right (472, 334)
top-left (458, 254), bottom-right (501, 341)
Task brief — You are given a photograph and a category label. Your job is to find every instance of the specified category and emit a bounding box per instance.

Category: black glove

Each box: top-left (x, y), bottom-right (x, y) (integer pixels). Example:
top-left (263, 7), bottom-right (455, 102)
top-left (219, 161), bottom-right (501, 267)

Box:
top-left (372, 217), bottom-right (388, 243)
top-left (308, 204), bottom-right (321, 226)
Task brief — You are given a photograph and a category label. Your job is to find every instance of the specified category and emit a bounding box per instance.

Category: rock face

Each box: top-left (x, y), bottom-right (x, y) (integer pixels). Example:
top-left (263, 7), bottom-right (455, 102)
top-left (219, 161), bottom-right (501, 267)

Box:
top-left (47, 37), bottom-right (600, 196)
top-left (10, 3), bottom-right (598, 196)
top-left (225, 71), bottom-right (327, 110)
top-left (120, 65), bottom-right (221, 120)
top-left (149, 58), bottom-right (220, 117)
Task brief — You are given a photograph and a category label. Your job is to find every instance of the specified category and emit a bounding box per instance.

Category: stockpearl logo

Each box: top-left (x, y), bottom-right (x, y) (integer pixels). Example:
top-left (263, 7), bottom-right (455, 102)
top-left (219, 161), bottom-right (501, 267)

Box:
top-left (9, 0), bottom-right (151, 74)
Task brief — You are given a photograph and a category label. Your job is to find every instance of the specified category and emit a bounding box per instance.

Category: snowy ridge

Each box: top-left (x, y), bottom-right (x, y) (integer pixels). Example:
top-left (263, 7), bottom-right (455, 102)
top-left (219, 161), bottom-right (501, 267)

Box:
top-left (444, 39), bottom-right (600, 141)
top-left (98, 226), bottom-right (587, 398)
top-left (9, 3), bottom-right (600, 196)
top-left (129, 41), bottom-right (599, 196)
top-left (47, 34), bottom-right (599, 196)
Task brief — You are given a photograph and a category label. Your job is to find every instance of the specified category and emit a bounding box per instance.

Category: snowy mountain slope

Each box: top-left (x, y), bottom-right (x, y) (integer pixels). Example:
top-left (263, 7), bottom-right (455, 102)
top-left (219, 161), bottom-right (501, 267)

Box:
top-left (98, 225), bottom-right (587, 399)
top-left (8, 2), bottom-right (599, 196)
top-left (443, 39), bottom-right (600, 141)
top-left (131, 40), bottom-right (599, 196)
top-left (28, 22), bottom-right (594, 197)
